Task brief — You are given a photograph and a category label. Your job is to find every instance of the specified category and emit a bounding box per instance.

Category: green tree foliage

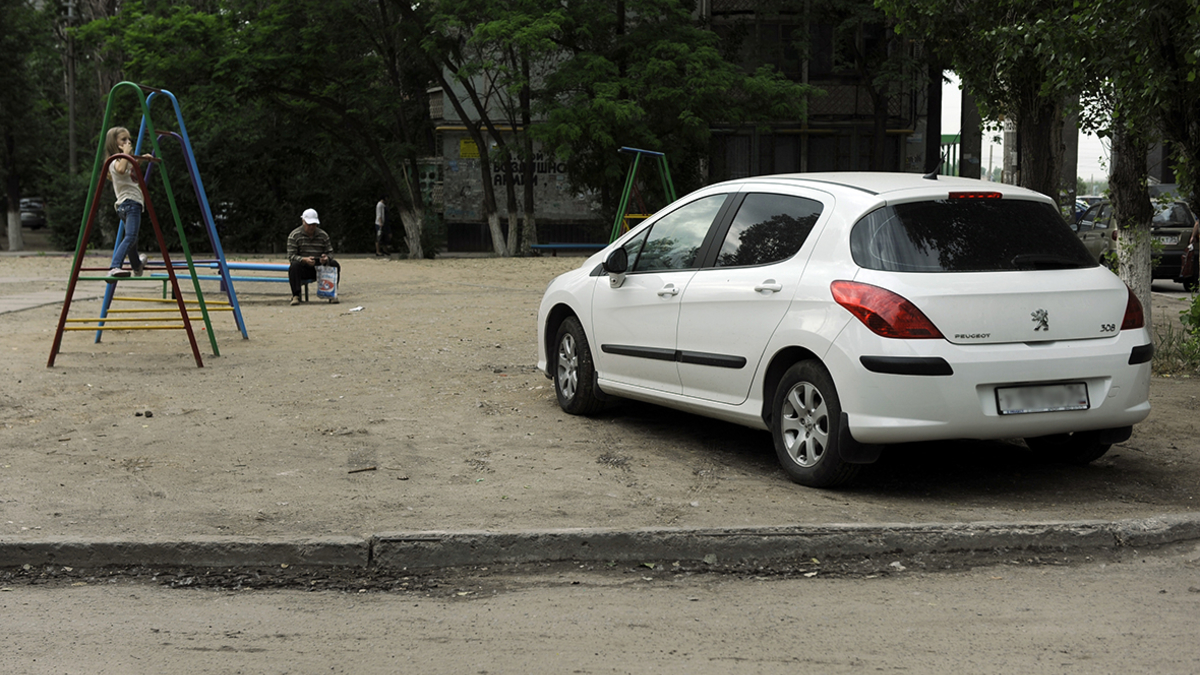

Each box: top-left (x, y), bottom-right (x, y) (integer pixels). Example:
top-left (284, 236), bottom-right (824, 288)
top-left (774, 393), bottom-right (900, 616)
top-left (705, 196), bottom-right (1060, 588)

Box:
top-left (878, 0), bottom-right (1066, 200)
top-left (1049, 0), bottom-right (1200, 318)
top-left (428, 0), bottom-right (566, 255)
top-left (39, 0), bottom-right (438, 257)
top-left (532, 0), bottom-right (815, 216)
top-left (1064, 0), bottom-right (1200, 214)
top-left (1, 0), bottom-right (60, 250)
top-left (21, 0), bottom-right (809, 257)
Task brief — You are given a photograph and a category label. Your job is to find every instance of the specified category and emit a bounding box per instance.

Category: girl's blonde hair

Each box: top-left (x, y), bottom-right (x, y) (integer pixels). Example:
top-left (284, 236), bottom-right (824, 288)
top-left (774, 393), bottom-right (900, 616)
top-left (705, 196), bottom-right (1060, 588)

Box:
top-left (104, 126), bottom-right (130, 158)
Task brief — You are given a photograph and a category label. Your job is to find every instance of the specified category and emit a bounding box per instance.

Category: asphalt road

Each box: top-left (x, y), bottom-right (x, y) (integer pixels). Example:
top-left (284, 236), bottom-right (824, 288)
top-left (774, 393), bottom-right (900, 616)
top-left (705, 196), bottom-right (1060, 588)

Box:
top-left (3, 541), bottom-right (1198, 674)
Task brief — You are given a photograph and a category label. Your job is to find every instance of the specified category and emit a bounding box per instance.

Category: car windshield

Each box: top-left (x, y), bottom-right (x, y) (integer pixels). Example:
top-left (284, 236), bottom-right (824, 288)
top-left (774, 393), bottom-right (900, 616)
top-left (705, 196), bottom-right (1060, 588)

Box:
top-left (850, 198), bottom-right (1097, 272)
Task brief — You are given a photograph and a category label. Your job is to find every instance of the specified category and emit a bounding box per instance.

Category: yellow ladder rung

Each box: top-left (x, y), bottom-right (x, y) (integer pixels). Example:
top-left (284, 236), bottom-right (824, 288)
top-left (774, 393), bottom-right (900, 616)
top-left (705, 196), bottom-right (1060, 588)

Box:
top-left (66, 316), bottom-right (219, 324)
top-left (64, 325), bottom-right (189, 331)
top-left (111, 296), bottom-right (231, 306)
top-left (100, 307), bottom-right (233, 313)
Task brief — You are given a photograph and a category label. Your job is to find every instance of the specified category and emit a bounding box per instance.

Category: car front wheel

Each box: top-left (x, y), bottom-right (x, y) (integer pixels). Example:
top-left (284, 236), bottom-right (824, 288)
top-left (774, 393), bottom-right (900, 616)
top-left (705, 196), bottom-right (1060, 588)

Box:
top-left (554, 316), bottom-right (604, 415)
top-left (771, 361), bottom-right (858, 488)
top-left (1024, 430), bottom-right (1111, 464)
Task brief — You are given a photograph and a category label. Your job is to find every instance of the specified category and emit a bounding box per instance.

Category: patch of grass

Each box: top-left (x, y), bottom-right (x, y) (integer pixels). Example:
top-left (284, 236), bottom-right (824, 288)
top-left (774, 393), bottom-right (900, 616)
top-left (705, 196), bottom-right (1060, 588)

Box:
top-left (1153, 293), bottom-right (1200, 376)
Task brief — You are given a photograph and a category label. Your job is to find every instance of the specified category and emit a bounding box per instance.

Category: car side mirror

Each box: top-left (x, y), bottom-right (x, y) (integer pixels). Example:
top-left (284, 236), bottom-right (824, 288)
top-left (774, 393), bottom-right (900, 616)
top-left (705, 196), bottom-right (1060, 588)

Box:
top-left (603, 247), bottom-right (628, 288)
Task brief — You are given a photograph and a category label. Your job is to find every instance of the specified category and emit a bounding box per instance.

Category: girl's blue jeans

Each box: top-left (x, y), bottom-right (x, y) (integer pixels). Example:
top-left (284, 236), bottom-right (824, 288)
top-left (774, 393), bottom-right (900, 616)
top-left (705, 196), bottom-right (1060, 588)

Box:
top-left (111, 199), bottom-right (142, 268)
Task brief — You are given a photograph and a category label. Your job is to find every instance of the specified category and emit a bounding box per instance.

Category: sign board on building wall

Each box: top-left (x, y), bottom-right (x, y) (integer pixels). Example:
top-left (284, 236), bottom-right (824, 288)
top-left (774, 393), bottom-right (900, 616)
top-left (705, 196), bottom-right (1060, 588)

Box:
top-left (441, 131), bottom-right (599, 224)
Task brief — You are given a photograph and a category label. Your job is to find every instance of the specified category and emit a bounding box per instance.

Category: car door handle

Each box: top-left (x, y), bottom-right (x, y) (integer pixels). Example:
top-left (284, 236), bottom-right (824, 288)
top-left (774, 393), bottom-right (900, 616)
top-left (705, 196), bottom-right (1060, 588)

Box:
top-left (657, 284), bottom-right (680, 297)
top-left (755, 281), bottom-right (783, 293)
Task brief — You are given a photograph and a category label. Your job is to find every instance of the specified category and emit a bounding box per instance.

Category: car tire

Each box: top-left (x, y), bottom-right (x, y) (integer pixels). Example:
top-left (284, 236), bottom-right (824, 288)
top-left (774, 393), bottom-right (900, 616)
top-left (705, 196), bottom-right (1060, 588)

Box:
top-left (771, 361), bottom-right (859, 488)
top-left (553, 316), bottom-right (604, 415)
top-left (1184, 275), bottom-right (1199, 293)
top-left (1024, 431), bottom-right (1111, 465)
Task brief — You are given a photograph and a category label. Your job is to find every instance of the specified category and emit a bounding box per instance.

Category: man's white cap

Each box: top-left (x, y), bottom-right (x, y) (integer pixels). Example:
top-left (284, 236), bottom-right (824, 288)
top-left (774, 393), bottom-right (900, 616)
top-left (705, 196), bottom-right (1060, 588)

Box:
top-left (301, 208), bottom-right (320, 224)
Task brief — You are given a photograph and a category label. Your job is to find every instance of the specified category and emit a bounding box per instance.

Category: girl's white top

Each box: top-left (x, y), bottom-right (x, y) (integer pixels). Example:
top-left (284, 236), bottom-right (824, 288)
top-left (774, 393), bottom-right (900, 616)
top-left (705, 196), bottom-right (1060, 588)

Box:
top-left (112, 160), bottom-right (144, 207)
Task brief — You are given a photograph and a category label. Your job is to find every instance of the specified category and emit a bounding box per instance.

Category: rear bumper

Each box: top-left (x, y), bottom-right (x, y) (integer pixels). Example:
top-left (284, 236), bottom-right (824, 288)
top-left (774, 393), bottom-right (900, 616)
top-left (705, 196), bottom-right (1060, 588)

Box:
top-left (826, 331), bottom-right (1153, 445)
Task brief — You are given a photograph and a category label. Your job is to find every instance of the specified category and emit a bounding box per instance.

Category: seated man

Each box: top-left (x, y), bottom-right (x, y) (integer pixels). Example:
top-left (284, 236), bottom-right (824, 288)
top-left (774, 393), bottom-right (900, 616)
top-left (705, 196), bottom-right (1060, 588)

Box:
top-left (287, 208), bottom-right (340, 305)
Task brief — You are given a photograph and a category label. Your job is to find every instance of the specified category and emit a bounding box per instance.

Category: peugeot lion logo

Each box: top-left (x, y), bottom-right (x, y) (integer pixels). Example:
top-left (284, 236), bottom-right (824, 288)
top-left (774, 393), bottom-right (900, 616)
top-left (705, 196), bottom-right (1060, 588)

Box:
top-left (1032, 308), bottom-right (1049, 331)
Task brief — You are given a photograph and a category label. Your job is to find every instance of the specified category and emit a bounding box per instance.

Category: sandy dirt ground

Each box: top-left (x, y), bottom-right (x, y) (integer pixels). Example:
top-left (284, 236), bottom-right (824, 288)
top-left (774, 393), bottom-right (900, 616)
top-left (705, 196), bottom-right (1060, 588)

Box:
top-left (1, 252), bottom-right (1198, 542)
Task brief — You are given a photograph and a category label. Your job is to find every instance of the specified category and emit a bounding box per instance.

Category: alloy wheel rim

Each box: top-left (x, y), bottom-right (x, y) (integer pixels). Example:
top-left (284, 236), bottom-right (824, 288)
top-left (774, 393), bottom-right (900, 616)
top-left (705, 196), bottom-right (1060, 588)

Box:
top-left (557, 333), bottom-right (578, 399)
top-left (780, 381), bottom-right (829, 468)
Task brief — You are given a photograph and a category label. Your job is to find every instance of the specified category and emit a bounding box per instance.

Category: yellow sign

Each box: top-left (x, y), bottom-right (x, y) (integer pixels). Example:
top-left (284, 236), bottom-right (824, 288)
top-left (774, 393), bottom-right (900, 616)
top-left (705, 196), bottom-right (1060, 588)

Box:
top-left (460, 138), bottom-right (479, 159)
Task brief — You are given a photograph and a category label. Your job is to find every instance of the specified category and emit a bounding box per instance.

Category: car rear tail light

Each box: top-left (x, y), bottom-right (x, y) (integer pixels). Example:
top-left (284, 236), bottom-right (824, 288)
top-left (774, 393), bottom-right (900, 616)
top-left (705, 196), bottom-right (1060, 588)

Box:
top-left (831, 281), bottom-right (944, 339)
top-left (1121, 286), bottom-right (1145, 330)
top-left (948, 191), bottom-right (1002, 199)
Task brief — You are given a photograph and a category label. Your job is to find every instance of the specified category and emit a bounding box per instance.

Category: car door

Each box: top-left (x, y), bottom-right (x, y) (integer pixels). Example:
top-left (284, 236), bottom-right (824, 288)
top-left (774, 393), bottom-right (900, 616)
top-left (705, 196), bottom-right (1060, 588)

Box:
top-left (590, 194), bottom-right (729, 394)
top-left (676, 190), bottom-right (828, 404)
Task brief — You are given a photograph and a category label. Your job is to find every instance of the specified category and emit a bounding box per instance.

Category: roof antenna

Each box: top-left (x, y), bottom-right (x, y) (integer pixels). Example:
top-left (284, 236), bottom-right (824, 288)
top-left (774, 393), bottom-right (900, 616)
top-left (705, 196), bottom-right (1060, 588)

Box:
top-left (923, 159), bottom-right (943, 180)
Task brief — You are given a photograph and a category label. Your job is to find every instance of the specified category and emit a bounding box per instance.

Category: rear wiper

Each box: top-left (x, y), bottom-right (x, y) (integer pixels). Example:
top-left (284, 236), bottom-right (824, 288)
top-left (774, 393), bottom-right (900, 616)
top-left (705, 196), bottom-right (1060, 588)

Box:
top-left (1010, 253), bottom-right (1081, 270)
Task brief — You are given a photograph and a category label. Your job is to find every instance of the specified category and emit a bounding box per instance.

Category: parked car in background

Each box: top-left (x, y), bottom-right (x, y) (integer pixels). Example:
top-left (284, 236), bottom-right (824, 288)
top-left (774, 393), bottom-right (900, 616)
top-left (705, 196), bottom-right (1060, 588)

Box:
top-left (1072, 199), bottom-right (1089, 221)
top-left (1072, 195), bottom-right (1105, 223)
top-left (538, 173), bottom-right (1152, 488)
top-left (1149, 199), bottom-right (1198, 289)
top-left (1073, 201), bottom-right (1116, 266)
top-left (19, 197), bottom-right (46, 229)
top-left (1072, 197), bottom-right (1198, 290)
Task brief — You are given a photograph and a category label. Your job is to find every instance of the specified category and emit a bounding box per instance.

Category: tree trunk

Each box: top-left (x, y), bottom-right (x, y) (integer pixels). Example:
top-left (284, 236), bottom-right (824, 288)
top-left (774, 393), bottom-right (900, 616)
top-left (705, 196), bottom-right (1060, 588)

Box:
top-left (397, 205), bottom-right (424, 260)
top-left (519, 55), bottom-right (538, 256)
top-left (420, 45), bottom-right (508, 257)
top-left (500, 150), bottom-right (520, 256)
top-left (6, 210), bottom-right (24, 251)
top-left (925, 65), bottom-right (943, 173)
top-left (1016, 94), bottom-right (1064, 202)
top-left (4, 138), bottom-right (23, 251)
top-left (480, 146), bottom-right (507, 256)
top-left (1110, 124), bottom-right (1153, 327)
top-left (869, 88), bottom-right (888, 171)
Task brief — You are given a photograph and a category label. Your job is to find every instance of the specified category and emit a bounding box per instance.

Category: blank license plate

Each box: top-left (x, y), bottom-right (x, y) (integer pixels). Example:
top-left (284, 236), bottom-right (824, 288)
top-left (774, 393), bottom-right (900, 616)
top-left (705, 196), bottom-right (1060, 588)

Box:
top-left (996, 383), bottom-right (1090, 415)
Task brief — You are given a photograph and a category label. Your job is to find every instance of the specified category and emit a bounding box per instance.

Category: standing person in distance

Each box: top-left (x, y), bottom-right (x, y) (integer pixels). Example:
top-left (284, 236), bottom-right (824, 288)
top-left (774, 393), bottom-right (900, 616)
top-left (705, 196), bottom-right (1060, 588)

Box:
top-left (105, 127), bottom-right (152, 278)
top-left (375, 196), bottom-right (390, 256)
top-left (287, 208), bottom-right (340, 306)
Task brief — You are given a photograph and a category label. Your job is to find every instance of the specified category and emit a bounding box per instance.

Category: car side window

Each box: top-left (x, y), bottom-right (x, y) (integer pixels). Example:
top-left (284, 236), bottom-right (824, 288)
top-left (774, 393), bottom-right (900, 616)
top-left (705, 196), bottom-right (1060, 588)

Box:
top-left (715, 193), bottom-right (823, 267)
top-left (631, 195), bottom-right (726, 272)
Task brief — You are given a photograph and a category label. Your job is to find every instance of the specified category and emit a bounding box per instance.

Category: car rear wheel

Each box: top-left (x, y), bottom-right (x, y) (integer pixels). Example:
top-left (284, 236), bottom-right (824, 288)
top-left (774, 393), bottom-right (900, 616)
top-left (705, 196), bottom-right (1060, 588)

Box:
top-left (771, 361), bottom-right (858, 488)
top-left (554, 316), bottom-right (604, 415)
top-left (1024, 431), bottom-right (1111, 464)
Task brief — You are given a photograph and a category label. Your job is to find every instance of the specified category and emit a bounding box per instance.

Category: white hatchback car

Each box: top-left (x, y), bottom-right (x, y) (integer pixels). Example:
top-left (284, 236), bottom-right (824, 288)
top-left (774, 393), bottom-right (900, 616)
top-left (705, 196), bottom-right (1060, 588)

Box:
top-left (536, 173), bottom-right (1152, 487)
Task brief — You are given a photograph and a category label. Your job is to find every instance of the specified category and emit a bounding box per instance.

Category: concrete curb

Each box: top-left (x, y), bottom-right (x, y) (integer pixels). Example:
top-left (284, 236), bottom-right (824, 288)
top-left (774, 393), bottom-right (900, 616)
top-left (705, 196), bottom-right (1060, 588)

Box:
top-left (0, 536), bottom-right (368, 568)
top-left (3, 513), bottom-right (1198, 570)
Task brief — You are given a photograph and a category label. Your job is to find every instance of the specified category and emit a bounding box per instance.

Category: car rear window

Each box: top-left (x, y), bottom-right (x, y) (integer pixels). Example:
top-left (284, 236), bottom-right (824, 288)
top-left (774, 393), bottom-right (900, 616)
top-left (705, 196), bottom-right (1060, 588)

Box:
top-left (850, 199), bottom-right (1097, 272)
top-left (1153, 203), bottom-right (1192, 228)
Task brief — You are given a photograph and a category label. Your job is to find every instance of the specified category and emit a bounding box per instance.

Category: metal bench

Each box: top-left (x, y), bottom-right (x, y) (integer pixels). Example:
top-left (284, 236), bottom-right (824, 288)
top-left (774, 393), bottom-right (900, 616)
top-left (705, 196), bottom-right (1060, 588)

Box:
top-left (150, 261), bottom-right (314, 300)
